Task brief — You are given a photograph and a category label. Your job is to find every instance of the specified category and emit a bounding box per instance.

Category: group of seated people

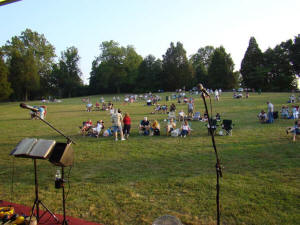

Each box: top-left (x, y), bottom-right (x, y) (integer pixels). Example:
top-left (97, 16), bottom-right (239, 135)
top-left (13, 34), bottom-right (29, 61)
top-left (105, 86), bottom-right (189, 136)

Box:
top-left (151, 104), bottom-right (168, 114)
top-left (233, 93), bottom-right (243, 99)
top-left (101, 102), bottom-right (114, 111)
top-left (138, 117), bottom-right (191, 137)
top-left (86, 101), bottom-right (115, 112)
top-left (177, 110), bottom-right (219, 122)
top-left (79, 119), bottom-right (105, 137)
top-left (281, 105), bottom-right (299, 119)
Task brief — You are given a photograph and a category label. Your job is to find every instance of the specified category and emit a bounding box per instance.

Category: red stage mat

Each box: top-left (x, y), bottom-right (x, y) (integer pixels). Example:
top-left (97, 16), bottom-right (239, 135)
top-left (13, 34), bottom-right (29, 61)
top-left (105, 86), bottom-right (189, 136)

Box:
top-left (0, 200), bottom-right (103, 225)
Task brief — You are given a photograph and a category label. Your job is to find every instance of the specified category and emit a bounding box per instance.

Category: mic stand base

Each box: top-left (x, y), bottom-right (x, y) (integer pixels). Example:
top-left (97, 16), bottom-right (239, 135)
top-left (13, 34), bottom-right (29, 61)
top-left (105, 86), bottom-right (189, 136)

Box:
top-left (29, 159), bottom-right (59, 223)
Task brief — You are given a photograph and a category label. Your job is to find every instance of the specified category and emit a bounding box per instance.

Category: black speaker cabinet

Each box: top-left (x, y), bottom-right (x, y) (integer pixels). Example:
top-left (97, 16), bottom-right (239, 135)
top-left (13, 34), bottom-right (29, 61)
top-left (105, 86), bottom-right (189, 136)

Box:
top-left (49, 142), bottom-right (74, 167)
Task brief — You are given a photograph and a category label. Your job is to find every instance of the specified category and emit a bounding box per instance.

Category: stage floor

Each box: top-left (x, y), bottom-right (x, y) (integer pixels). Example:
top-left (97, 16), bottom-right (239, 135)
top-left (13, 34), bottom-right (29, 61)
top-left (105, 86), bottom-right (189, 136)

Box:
top-left (0, 200), bottom-right (103, 225)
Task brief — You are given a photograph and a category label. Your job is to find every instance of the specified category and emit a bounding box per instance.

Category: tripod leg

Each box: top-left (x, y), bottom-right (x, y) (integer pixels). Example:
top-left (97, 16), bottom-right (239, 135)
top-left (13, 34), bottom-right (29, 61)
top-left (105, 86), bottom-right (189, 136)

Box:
top-left (39, 200), bottom-right (59, 222)
top-left (29, 199), bottom-right (37, 222)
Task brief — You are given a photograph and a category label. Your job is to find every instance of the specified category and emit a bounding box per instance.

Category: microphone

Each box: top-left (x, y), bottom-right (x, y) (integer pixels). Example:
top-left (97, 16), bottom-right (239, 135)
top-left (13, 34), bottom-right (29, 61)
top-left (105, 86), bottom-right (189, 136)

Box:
top-left (198, 83), bottom-right (210, 97)
top-left (20, 103), bottom-right (39, 112)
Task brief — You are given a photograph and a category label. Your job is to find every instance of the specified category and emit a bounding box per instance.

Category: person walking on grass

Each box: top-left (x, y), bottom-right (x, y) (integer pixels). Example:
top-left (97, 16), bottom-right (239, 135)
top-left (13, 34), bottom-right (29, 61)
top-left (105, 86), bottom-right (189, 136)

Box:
top-left (111, 109), bottom-right (125, 141)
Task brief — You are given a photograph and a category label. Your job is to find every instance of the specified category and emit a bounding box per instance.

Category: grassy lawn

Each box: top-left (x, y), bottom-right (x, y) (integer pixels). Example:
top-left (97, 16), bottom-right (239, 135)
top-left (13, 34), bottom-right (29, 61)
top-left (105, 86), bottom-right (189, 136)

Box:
top-left (0, 92), bottom-right (299, 225)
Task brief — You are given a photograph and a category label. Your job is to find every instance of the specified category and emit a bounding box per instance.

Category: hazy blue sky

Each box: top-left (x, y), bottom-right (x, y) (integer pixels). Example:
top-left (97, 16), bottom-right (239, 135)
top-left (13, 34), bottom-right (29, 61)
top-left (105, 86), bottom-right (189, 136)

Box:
top-left (1, 0), bottom-right (299, 84)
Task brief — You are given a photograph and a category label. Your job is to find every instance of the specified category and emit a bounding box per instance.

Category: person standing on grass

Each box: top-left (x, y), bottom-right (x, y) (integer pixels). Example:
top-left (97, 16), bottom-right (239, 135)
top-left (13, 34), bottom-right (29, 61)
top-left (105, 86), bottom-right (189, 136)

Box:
top-left (123, 112), bottom-right (131, 139)
top-left (187, 101), bottom-right (194, 118)
top-left (292, 120), bottom-right (300, 141)
top-left (111, 109), bottom-right (125, 141)
top-left (267, 101), bottom-right (274, 123)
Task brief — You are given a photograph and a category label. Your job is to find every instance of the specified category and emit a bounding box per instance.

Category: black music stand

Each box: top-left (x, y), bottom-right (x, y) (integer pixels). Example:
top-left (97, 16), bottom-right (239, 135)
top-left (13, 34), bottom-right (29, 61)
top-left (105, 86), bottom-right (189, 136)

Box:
top-left (10, 138), bottom-right (59, 223)
top-left (11, 109), bottom-right (75, 225)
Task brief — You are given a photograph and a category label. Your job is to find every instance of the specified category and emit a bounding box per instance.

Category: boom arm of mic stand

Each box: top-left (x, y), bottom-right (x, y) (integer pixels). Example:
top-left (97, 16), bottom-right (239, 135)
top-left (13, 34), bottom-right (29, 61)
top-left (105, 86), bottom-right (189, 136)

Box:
top-left (33, 114), bottom-right (76, 145)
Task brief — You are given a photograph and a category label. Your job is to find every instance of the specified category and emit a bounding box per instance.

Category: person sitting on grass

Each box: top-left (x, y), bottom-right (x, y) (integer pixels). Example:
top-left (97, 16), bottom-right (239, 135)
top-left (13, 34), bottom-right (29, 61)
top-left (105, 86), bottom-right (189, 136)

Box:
top-left (80, 119), bottom-right (93, 135)
top-left (200, 113), bottom-right (208, 122)
top-left (180, 120), bottom-right (191, 137)
top-left (86, 102), bottom-right (93, 112)
top-left (151, 104), bottom-right (161, 114)
top-left (215, 113), bottom-right (221, 122)
top-left (95, 102), bottom-right (100, 111)
top-left (150, 120), bottom-right (160, 136)
top-left (170, 103), bottom-right (176, 112)
top-left (290, 106), bottom-right (299, 119)
top-left (102, 102), bottom-right (107, 111)
top-left (139, 117), bottom-right (151, 135)
top-left (258, 110), bottom-right (268, 123)
top-left (286, 120), bottom-right (300, 142)
top-left (161, 104), bottom-right (168, 114)
top-left (178, 109), bottom-right (186, 121)
top-left (281, 106), bottom-right (289, 119)
top-left (166, 118), bottom-right (176, 136)
top-left (92, 120), bottom-right (104, 137)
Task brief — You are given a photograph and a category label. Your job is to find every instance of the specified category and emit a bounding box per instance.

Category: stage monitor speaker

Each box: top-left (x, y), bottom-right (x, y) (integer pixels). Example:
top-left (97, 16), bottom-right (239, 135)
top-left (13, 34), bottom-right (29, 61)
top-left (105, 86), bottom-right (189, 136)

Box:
top-left (49, 142), bottom-right (73, 167)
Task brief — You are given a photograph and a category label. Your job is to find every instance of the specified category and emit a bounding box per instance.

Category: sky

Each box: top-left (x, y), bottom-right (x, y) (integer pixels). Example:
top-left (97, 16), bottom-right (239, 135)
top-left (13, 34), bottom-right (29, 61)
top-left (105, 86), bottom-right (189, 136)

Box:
top-left (1, 0), bottom-right (299, 85)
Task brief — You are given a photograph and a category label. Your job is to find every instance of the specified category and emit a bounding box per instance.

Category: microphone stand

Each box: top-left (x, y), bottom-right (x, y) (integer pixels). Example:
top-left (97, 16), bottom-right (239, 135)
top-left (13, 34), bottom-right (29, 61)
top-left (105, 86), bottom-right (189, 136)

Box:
top-left (200, 92), bottom-right (223, 225)
top-left (32, 112), bottom-right (75, 225)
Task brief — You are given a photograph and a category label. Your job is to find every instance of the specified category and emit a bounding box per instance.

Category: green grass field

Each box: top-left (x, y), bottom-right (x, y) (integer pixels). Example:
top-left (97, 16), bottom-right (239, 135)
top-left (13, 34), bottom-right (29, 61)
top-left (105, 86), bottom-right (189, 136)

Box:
top-left (0, 92), bottom-right (299, 225)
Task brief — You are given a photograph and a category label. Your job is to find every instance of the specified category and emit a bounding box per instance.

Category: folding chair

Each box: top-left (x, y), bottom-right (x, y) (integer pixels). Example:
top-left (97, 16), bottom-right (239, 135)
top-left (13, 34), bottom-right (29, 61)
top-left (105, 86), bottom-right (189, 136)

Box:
top-left (168, 111), bottom-right (176, 121)
top-left (206, 118), bottom-right (218, 135)
top-left (193, 112), bottom-right (201, 121)
top-left (221, 120), bottom-right (234, 136)
top-left (273, 111), bottom-right (279, 119)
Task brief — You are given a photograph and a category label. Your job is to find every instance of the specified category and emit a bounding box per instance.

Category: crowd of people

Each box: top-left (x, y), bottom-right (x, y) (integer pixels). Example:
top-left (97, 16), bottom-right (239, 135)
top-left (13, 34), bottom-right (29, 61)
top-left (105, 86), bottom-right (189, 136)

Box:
top-left (77, 89), bottom-right (299, 142)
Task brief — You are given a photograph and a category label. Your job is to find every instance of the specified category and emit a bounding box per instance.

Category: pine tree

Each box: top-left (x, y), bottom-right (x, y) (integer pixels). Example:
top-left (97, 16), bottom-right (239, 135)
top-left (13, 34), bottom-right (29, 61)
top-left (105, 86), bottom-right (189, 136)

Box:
top-left (240, 37), bottom-right (264, 90)
top-left (208, 46), bottom-right (238, 89)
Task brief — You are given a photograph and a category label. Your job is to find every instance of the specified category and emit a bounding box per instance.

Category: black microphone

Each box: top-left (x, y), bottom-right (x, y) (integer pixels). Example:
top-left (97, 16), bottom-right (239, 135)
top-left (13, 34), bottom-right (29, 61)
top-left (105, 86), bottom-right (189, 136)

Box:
top-left (198, 83), bottom-right (210, 97)
top-left (20, 103), bottom-right (39, 112)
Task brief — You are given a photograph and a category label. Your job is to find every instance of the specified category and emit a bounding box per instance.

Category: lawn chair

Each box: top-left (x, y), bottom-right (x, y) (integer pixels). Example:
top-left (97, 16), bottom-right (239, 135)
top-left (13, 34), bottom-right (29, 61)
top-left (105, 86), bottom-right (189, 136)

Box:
top-left (221, 120), bottom-right (234, 136)
top-left (168, 111), bottom-right (176, 121)
top-left (273, 111), bottom-right (279, 119)
top-left (193, 112), bottom-right (201, 121)
top-left (206, 118), bottom-right (218, 135)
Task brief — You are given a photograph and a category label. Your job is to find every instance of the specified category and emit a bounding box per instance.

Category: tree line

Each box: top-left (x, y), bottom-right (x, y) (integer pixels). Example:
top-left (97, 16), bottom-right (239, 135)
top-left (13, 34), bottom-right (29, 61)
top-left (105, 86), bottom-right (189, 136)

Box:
top-left (241, 36), bottom-right (299, 91)
top-left (0, 29), bottom-right (299, 101)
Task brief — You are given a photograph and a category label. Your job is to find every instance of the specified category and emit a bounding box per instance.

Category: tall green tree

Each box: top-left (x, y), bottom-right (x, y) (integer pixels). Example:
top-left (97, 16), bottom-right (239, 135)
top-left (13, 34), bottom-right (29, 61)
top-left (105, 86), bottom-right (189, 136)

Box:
top-left (51, 46), bottom-right (83, 98)
top-left (190, 46), bottom-right (214, 86)
top-left (0, 52), bottom-right (13, 101)
top-left (162, 42), bottom-right (194, 90)
top-left (240, 37), bottom-right (264, 89)
top-left (89, 41), bottom-right (142, 93)
top-left (9, 50), bottom-right (39, 101)
top-left (263, 40), bottom-right (297, 91)
top-left (2, 29), bottom-right (56, 99)
top-left (208, 46), bottom-right (238, 89)
top-left (190, 46), bottom-right (215, 69)
top-left (290, 34), bottom-right (300, 76)
top-left (136, 55), bottom-right (163, 92)
top-left (122, 45), bottom-right (143, 91)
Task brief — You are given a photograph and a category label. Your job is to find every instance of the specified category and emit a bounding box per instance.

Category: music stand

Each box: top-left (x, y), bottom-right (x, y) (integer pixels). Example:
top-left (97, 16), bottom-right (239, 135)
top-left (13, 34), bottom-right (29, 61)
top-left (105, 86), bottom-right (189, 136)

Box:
top-left (12, 108), bottom-right (75, 225)
top-left (10, 138), bottom-right (59, 223)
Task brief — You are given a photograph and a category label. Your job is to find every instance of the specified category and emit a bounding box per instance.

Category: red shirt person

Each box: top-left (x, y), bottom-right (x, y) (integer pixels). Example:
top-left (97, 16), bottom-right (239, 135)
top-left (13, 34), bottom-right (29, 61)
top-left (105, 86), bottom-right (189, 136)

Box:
top-left (123, 113), bottom-right (131, 139)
